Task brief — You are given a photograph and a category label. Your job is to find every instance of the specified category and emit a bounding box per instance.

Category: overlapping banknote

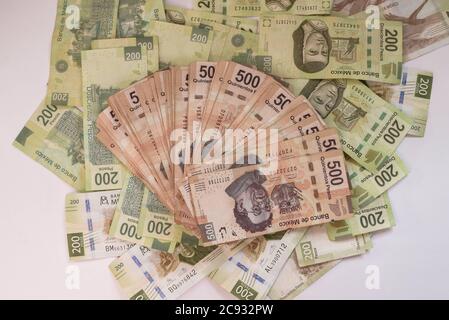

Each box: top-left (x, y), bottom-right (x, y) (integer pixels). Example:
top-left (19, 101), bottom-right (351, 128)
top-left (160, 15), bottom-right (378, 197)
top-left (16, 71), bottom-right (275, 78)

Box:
top-left (92, 58), bottom-right (415, 299)
top-left (98, 61), bottom-right (360, 245)
top-left (259, 14), bottom-right (403, 83)
top-left (195, 0), bottom-right (335, 16)
top-left (332, 0), bottom-right (449, 61)
top-left (12, 0), bottom-right (443, 301)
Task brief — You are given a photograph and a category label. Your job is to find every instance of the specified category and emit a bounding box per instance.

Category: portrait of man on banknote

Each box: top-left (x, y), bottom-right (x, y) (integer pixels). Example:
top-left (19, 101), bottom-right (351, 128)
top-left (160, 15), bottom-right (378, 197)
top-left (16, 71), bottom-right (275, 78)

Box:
top-left (300, 79), bottom-right (347, 118)
top-left (292, 19), bottom-right (332, 73)
top-left (225, 170), bottom-right (273, 233)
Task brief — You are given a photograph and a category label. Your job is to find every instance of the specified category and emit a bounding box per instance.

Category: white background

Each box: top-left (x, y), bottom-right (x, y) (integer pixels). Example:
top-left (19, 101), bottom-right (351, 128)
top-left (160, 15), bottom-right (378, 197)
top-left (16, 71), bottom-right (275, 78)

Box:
top-left (0, 0), bottom-right (448, 300)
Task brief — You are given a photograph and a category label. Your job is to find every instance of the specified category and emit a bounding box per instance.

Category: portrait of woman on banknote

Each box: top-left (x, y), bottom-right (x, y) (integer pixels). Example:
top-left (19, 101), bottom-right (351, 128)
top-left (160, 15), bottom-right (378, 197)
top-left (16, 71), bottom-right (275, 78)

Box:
top-left (264, 0), bottom-right (295, 11)
top-left (299, 79), bottom-right (347, 118)
top-left (292, 19), bottom-right (332, 73)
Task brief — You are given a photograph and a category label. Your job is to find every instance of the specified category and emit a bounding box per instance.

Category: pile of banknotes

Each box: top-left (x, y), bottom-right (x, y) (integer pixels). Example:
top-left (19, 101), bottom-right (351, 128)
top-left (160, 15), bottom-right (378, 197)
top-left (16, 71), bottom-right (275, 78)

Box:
top-left (14, 0), bottom-right (445, 300)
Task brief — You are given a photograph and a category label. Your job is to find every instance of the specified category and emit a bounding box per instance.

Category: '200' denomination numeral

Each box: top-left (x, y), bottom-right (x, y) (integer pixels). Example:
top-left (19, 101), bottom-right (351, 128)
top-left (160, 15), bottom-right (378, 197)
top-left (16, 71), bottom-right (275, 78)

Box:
top-left (94, 172), bottom-right (119, 186)
top-left (360, 211), bottom-right (385, 229)
top-left (191, 32), bottom-right (208, 44)
top-left (37, 104), bottom-right (58, 126)
top-left (374, 164), bottom-right (398, 187)
top-left (197, 0), bottom-right (210, 8)
top-left (146, 221), bottom-right (172, 236)
top-left (385, 29), bottom-right (399, 52)
top-left (384, 119), bottom-right (406, 144)
top-left (119, 222), bottom-right (142, 240)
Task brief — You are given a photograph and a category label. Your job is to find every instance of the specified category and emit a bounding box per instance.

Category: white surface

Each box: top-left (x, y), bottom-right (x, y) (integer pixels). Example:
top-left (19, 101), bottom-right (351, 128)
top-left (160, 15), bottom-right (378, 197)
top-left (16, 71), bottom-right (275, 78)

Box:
top-left (0, 0), bottom-right (448, 300)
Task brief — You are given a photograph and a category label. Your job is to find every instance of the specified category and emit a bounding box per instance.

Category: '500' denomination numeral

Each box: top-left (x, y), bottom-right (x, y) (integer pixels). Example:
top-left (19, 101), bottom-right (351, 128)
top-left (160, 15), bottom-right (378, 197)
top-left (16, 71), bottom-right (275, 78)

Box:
top-left (199, 65), bottom-right (215, 78)
top-left (273, 93), bottom-right (291, 110)
top-left (235, 69), bottom-right (261, 88)
top-left (327, 160), bottom-right (344, 185)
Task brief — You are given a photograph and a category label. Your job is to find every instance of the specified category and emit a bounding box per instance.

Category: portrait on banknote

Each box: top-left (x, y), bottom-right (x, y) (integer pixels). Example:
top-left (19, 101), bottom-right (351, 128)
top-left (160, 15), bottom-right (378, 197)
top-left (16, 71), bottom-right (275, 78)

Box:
top-left (299, 79), bottom-right (347, 118)
top-left (292, 19), bottom-right (332, 73)
top-left (9, 0), bottom-right (448, 301)
top-left (225, 170), bottom-right (273, 233)
top-left (265, 0), bottom-right (295, 11)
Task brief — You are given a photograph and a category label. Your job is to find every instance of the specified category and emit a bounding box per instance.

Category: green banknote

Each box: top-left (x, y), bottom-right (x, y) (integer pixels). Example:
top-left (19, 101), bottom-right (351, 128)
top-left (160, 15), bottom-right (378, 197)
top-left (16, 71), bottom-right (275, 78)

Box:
top-left (210, 229), bottom-right (306, 300)
top-left (259, 15), bottom-right (403, 83)
top-left (195, 21), bottom-right (268, 72)
top-left (136, 185), bottom-right (179, 244)
top-left (368, 68), bottom-right (434, 137)
top-left (268, 252), bottom-right (339, 300)
top-left (46, 0), bottom-right (119, 108)
top-left (219, 26), bottom-right (260, 63)
top-left (300, 79), bottom-right (412, 172)
top-left (13, 101), bottom-right (85, 190)
top-left (145, 21), bottom-right (213, 68)
top-left (327, 193), bottom-right (396, 241)
top-left (225, 0), bottom-right (262, 17)
top-left (194, 0), bottom-right (228, 15)
top-left (117, 0), bottom-right (166, 37)
top-left (281, 78), bottom-right (309, 95)
top-left (332, 0), bottom-right (449, 62)
top-left (296, 224), bottom-right (372, 266)
top-left (224, 0), bottom-right (334, 16)
top-left (91, 36), bottom-right (160, 74)
top-left (91, 38), bottom-right (136, 49)
top-left (109, 172), bottom-right (178, 253)
top-left (260, 0), bottom-right (334, 15)
top-left (348, 155), bottom-right (408, 209)
top-left (198, 22), bottom-right (231, 61)
top-left (109, 240), bottom-right (249, 300)
top-left (65, 191), bottom-right (133, 261)
top-left (165, 5), bottom-right (259, 33)
top-left (82, 46), bottom-right (148, 191)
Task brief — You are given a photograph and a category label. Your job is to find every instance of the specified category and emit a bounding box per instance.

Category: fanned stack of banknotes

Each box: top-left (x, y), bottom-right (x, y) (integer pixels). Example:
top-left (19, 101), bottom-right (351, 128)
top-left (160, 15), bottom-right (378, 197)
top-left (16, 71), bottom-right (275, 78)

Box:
top-left (13, 0), bottom-right (446, 300)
